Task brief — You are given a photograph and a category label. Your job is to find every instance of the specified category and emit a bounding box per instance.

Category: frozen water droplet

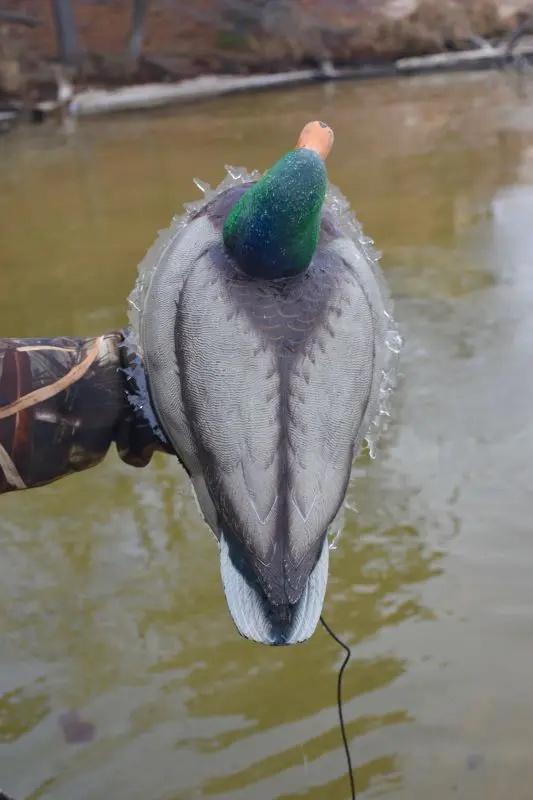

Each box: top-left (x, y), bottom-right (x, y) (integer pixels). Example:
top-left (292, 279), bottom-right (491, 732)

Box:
top-left (379, 396), bottom-right (391, 417)
top-left (184, 200), bottom-right (203, 213)
top-left (193, 177), bottom-right (212, 195)
top-left (367, 438), bottom-right (377, 459)
top-left (386, 331), bottom-right (403, 354)
top-left (224, 164), bottom-right (242, 180)
top-left (329, 528), bottom-right (342, 550)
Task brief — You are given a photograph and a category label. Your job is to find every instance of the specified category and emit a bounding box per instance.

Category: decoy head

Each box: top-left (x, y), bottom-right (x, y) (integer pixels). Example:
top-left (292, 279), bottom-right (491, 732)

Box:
top-left (222, 121), bottom-right (334, 280)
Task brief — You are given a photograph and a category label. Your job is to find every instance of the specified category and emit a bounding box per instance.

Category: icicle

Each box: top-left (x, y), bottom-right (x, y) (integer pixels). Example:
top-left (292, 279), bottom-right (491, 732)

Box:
top-left (193, 177), bottom-right (212, 196)
top-left (224, 164), bottom-right (243, 180)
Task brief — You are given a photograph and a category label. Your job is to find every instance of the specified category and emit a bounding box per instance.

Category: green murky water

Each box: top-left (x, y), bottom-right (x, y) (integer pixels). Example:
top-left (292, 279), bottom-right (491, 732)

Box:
top-left (1, 70), bottom-right (533, 799)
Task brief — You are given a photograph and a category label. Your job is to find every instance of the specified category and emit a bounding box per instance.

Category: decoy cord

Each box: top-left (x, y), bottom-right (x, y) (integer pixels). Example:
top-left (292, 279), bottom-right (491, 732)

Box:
top-left (320, 615), bottom-right (356, 799)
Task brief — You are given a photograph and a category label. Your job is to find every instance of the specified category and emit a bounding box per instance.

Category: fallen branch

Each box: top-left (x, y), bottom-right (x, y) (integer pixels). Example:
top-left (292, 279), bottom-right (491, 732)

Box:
top-left (0, 10), bottom-right (41, 27)
top-left (396, 43), bottom-right (507, 73)
top-left (503, 14), bottom-right (533, 63)
top-left (70, 40), bottom-right (533, 119)
top-left (72, 68), bottom-right (322, 116)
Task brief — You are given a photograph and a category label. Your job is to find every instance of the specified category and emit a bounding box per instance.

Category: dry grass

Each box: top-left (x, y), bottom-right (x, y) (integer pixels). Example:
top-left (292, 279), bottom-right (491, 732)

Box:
top-left (241, 0), bottom-right (521, 65)
top-left (192, 0), bottom-right (533, 69)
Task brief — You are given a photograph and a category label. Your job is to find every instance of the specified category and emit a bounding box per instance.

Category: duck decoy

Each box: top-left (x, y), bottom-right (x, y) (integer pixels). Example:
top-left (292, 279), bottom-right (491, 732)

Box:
top-left (0, 122), bottom-right (401, 645)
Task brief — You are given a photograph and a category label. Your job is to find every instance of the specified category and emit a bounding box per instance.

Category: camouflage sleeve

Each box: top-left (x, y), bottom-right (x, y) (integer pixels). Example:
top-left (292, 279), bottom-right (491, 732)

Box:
top-left (0, 330), bottom-right (172, 495)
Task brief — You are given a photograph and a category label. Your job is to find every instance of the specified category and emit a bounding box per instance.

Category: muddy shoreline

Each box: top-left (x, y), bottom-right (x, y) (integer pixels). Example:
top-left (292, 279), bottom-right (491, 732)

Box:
top-left (1, 1), bottom-right (532, 122)
top-left (59, 40), bottom-right (533, 118)
top-left (1, 0), bottom-right (532, 85)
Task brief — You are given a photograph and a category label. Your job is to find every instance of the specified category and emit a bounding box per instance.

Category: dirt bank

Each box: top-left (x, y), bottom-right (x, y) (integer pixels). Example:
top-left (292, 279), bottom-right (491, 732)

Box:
top-left (1, 0), bottom-right (532, 86)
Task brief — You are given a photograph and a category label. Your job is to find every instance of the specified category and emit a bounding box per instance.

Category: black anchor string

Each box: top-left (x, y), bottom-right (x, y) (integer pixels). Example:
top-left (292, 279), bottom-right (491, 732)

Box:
top-left (320, 615), bottom-right (356, 799)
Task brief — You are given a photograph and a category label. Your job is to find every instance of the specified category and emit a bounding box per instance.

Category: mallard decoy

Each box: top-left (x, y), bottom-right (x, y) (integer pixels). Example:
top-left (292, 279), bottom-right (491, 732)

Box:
top-left (0, 122), bottom-right (401, 645)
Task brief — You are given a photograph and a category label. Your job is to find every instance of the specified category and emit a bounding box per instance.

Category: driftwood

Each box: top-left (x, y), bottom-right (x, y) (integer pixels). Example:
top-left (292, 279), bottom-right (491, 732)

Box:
top-left (396, 43), bottom-right (519, 74)
top-left (504, 13), bottom-right (533, 61)
top-left (72, 68), bottom-right (320, 115)
top-left (0, 11), bottom-right (41, 28)
top-left (70, 40), bottom-right (533, 118)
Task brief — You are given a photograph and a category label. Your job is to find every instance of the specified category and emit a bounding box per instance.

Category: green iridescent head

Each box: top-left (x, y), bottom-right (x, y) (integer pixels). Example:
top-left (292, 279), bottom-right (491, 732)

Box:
top-left (223, 121), bottom-right (334, 280)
